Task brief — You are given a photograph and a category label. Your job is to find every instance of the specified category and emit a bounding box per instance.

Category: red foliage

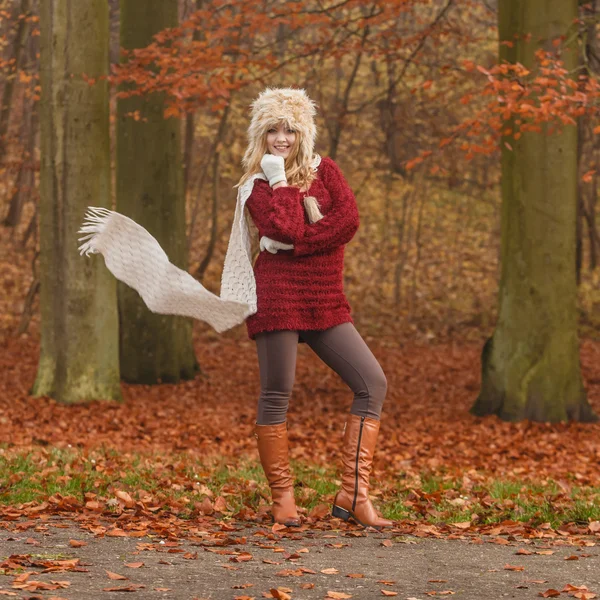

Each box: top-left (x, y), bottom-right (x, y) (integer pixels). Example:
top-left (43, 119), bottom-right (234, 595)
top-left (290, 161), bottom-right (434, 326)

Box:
top-left (0, 331), bottom-right (598, 484)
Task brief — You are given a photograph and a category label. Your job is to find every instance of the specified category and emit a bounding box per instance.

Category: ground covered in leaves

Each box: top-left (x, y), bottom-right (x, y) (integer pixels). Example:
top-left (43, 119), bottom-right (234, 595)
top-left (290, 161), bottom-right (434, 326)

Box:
top-left (1, 331), bottom-right (600, 598)
top-left (2, 520), bottom-right (600, 600)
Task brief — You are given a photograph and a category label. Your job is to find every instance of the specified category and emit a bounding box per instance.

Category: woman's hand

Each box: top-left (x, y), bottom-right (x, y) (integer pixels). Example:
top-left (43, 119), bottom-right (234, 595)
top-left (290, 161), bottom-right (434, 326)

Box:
top-left (260, 235), bottom-right (294, 254)
top-left (261, 154), bottom-right (287, 187)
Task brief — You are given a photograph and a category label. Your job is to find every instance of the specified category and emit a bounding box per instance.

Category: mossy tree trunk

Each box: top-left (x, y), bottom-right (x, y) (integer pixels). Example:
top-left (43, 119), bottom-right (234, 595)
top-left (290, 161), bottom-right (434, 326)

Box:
top-left (34, 0), bottom-right (120, 403)
top-left (117, 0), bottom-right (198, 384)
top-left (471, 0), bottom-right (597, 423)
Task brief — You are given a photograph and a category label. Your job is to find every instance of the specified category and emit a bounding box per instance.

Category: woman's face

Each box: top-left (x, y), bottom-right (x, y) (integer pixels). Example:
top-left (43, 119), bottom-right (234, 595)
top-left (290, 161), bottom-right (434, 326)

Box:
top-left (266, 122), bottom-right (296, 160)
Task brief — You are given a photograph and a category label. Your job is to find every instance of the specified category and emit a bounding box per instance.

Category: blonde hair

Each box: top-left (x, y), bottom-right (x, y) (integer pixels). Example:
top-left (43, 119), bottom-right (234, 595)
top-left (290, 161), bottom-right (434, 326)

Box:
top-left (236, 121), bottom-right (324, 264)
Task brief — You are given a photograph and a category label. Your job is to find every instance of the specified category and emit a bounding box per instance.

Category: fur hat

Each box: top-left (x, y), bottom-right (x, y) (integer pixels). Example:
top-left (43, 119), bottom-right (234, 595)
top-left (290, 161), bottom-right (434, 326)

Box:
top-left (242, 87), bottom-right (318, 170)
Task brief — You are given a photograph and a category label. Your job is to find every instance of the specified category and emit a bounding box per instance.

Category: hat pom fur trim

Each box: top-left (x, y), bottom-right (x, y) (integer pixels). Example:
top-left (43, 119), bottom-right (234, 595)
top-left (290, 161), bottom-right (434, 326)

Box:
top-left (246, 87), bottom-right (318, 160)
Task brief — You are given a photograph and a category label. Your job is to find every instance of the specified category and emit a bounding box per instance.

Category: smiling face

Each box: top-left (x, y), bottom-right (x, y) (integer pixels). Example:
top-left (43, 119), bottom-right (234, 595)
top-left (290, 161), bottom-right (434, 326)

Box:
top-left (266, 121), bottom-right (297, 160)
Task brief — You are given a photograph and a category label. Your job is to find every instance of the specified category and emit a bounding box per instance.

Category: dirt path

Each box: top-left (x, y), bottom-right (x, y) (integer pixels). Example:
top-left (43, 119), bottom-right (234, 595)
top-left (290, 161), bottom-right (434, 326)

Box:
top-left (1, 518), bottom-right (599, 599)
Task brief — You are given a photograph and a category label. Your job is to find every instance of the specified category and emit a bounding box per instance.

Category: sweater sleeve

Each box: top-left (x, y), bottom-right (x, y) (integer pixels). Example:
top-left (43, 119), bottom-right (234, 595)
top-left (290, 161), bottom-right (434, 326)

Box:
top-left (245, 178), bottom-right (305, 244)
top-left (291, 157), bottom-right (360, 257)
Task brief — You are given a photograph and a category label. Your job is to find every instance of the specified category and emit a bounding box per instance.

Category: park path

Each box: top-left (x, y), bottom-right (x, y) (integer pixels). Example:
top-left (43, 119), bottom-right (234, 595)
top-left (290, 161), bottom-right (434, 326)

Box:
top-left (1, 517), bottom-right (599, 600)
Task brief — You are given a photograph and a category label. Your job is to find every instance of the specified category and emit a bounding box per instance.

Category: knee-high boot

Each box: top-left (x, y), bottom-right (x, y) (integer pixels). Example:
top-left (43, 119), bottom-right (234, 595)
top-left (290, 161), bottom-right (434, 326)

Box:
top-left (332, 413), bottom-right (394, 529)
top-left (254, 421), bottom-right (301, 527)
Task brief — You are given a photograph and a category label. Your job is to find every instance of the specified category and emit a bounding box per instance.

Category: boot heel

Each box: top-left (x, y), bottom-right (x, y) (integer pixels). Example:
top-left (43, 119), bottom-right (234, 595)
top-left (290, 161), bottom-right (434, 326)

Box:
top-left (332, 505), bottom-right (350, 521)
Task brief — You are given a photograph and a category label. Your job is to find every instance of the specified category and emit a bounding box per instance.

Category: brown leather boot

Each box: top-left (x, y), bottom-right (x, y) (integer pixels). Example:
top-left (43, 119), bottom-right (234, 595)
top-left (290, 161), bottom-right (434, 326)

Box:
top-left (254, 421), bottom-right (300, 527)
top-left (332, 414), bottom-right (394, 529)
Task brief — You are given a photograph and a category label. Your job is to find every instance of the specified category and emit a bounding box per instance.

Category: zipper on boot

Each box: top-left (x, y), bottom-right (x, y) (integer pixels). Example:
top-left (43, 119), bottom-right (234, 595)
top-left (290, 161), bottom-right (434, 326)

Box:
top-left (352, 416), bottom-right (365, 512)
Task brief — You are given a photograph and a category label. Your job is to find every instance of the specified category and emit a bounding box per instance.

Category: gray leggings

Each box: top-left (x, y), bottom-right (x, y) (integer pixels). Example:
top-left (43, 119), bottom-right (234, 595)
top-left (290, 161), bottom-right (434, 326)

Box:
top-left (255, 322), bottom-right (387, 425)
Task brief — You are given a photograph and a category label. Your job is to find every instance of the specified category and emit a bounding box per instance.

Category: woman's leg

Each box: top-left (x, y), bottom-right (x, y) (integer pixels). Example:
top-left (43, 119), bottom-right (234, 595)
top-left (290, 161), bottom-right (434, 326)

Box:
top-left (255, 329), bottom-right (299, 424)
top-left (300, 322), bottom-right (387, 420)
top-left (301, 322), bottom-right (393, 529)
top-left (253, 329), bottom-right (300, 526)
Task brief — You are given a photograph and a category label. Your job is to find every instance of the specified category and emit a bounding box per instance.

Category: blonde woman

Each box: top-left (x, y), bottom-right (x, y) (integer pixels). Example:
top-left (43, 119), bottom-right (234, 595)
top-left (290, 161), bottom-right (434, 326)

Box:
top-left (78, 86), bottom-right (392, 530)
top-left (238, 87), bottom-right (392, 530)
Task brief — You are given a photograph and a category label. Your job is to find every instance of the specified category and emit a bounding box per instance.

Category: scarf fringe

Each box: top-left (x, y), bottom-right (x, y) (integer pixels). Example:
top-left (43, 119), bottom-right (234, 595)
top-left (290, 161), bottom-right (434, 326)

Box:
top-left (77, 206), bottom-right (114, 256)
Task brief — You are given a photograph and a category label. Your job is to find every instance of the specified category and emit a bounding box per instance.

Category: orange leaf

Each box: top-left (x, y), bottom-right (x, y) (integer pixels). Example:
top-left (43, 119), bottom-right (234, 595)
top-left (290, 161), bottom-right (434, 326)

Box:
top-left (582, 170), bottom-right (596, 183)
top-left (115, 491), bottom-right (134, 508)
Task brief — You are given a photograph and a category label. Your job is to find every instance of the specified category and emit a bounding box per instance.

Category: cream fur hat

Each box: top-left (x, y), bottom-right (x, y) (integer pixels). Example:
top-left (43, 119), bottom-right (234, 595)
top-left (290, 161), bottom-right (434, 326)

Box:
top-left (242, 87), bottom-right (318, 170)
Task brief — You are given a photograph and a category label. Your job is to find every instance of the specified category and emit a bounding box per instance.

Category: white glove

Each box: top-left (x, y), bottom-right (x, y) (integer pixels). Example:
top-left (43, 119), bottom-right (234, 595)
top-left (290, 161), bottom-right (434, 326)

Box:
top-left (260, 235), bottom-right (294, 254)
top-left (260, 153), bottom-right (287, 187)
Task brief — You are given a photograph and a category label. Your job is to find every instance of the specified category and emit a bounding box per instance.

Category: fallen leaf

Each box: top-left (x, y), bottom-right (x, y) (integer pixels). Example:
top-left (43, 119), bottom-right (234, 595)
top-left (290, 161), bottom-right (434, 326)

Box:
top-left (106, 571), bottom-right (128, 581)
top-left (102, 584), bottom-right (145, 592)
top-left (69, 540), bottom-right (87, 548)
top-left (450, 521), bottom-right (471, 529)
top-left (563, 585), bottom-right (589, 593)
top-left (230, 553), bottom-right (253, 563)
top-left (115, 491), bottom-right (135, 508)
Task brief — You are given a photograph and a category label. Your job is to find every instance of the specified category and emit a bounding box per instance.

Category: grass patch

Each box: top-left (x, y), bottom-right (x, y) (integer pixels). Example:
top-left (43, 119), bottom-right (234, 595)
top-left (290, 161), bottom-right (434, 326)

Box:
top-left (1, 448), bottom-right (599, 529)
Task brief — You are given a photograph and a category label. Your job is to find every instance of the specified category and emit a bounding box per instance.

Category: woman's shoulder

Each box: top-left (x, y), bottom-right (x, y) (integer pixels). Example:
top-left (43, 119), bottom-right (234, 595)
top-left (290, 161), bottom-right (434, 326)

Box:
top-left (318, 155), bottom-right (335, 168)
top-left (316, 155), bottom-right (338, 173)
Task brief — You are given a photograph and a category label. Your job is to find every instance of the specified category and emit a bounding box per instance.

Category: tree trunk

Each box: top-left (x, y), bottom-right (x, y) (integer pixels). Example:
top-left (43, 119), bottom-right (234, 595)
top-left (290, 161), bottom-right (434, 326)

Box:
top-left (3, 90), bottom-right (37, 228)
top-left (34, 0), bottom-right (120, 402)
top-left (195, 150), bottom-right (220, 282)
top-left (117, 0), bottom-right (198, 384)
top-left (0, 0), bottom-right (30, 166)
top-left (471, 0), bottom-right (596, 423)
top-left (182, 0), bottom-right (205, 200)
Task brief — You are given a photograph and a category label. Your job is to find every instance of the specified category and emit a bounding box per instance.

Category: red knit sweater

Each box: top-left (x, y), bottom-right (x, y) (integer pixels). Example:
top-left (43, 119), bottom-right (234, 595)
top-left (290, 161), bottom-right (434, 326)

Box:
top-left (244, 156), bottom-right (360, 343)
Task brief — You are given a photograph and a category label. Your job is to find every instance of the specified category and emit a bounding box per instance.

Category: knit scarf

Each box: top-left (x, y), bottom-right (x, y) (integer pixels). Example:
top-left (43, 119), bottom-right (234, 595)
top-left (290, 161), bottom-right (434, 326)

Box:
top-left (78, 172), bottom-right (265, 333)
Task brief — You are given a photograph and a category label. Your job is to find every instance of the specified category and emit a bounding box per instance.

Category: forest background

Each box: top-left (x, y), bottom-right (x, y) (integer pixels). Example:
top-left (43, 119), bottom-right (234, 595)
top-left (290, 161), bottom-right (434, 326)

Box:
top-left (1, 0), bottom-right (597, 344)
top-left (1, 0), bottom-right (600, 559)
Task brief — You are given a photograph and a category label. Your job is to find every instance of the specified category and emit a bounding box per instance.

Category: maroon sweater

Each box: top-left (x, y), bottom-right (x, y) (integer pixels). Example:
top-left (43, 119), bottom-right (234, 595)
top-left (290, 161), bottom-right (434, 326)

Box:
top-left (244, 156), bottom-right (360, 342)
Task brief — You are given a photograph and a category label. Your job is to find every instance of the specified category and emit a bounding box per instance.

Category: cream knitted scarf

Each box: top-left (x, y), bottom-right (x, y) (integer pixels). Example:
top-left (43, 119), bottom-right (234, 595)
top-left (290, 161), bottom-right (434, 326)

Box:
top-left (78, 154), bottom-right (322, 333)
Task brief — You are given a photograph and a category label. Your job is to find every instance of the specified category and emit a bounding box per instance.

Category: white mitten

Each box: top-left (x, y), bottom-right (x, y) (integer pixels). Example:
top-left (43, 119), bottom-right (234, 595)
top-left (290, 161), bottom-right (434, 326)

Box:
top-left (260, 154), bottom-right (287, 187)
top-left (260, 235), bottom-right (294, 254)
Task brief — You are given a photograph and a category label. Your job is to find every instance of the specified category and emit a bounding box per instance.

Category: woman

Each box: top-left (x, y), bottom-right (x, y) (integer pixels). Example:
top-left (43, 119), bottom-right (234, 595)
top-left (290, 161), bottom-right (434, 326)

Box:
top-left (77, 86), bottom-right (392, 530)
top-left (237, 87), bottom-right (392, 530)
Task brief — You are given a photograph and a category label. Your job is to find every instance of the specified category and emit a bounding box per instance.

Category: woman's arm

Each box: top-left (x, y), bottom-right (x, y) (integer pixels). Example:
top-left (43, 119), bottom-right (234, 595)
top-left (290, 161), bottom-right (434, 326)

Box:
top-left (291, 157), bottom-right (360, 257)
top-left (245, 179), bottom-right (305, 244)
